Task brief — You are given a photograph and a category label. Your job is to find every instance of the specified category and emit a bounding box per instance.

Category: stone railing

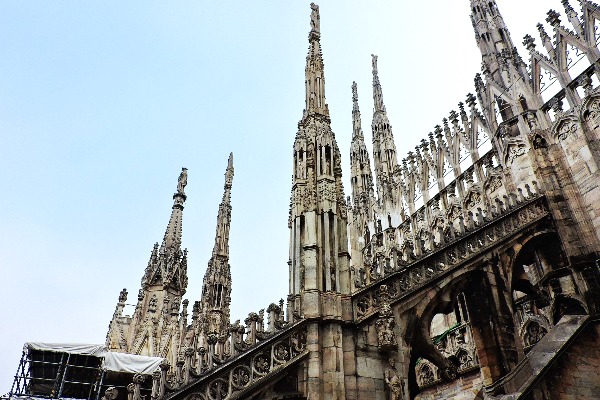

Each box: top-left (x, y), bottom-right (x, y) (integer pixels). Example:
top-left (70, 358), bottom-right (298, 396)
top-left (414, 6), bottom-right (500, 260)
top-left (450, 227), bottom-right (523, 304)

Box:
top-left (157, 319), bottom-right (308, 400)
top-left (352, 191), bottom-right (550, 322)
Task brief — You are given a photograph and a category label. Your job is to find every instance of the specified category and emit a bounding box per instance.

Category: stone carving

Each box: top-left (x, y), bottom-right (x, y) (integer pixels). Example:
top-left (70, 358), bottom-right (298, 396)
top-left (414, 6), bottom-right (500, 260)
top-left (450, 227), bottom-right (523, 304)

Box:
top-left (416, 361), bottom-right (436, 387)
top-left (504, 140), bottom-right (527, 165)
top-left (149, 294), bottom-right (158, 312)
top-left (524, 321), bottom-right (546, 347)
top-left (118, 289), bottom-right (128, 303)
top-left (354, 194), bottom-right (547, 321)
top-left (375, 285), bottom-right (397, 351)
top-left (310, 3), bottom-right (320, 33)
top-left (555, 118), bottom-right (580, 141)
top-left (101, 387), bottom-right (118, 400)
top-left (384, 358), bottom-right (403, 400)
top-left (532, 133), bottom-right (547, 149)
top-left (177, 168), bottom-right (188, 195)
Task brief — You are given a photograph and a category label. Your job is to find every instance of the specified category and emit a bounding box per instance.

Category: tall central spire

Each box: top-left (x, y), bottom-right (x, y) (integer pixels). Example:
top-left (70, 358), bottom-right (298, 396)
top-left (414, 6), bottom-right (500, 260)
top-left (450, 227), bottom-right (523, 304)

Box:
top-left (304, 3), bottom-right (329, 118)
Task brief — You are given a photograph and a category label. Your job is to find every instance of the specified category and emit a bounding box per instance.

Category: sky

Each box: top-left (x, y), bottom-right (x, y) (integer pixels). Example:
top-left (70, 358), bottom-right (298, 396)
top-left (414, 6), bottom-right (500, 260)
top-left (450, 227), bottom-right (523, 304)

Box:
top-left (0, 0), bottom-right (566, 393)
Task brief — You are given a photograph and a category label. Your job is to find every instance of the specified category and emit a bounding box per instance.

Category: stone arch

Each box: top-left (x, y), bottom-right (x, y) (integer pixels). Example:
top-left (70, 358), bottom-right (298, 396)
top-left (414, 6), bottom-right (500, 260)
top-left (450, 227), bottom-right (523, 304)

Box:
top-left (550, 294), bottom-right (587, 324)
top-left (580, 92), bottom-right (600, 123)
top-left (402, 269), bottom-right (479, 396)
top-left (508, 231), bottom-right (568, 354)
top-left (506, 230), bottom-right (564, 294)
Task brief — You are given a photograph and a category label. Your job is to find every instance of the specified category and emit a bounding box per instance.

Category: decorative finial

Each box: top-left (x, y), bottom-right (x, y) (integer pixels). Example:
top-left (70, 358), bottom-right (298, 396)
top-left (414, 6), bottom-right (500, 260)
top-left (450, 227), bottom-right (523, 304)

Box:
top-left (352, 81), bottom-right (358, 104)
top-left (310, 3), bottom-right (320, 34)
top-left (177, 167), bottom-right (188, 195)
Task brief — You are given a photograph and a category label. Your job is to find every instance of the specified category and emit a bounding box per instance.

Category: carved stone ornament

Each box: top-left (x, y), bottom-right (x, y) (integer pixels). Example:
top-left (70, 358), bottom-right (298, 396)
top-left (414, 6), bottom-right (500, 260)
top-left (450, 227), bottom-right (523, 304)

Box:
top-left (464, 188), bottom-right (481, 209)
top-left (375, 285), bottom-right (397, 351)
top-left (583, 95), bottom-right (600, 122)
top-left (384, 358), bottom-right (403, 400)
top-left (177, 167), bottom-right (188, 196)
top-left (555, 118), bottom-right (580, 141)
top-left (101, 387), bottom-right (118, 400)
top-left (503, 139), bottom-right (527, 165)
top-left (416, 360), bottom-right (436, 388)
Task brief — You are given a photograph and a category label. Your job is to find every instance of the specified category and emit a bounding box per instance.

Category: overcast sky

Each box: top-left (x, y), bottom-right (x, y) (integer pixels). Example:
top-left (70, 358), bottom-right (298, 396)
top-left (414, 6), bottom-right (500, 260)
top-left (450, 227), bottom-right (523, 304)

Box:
top-left (0, 0), bottom-right (565, 393)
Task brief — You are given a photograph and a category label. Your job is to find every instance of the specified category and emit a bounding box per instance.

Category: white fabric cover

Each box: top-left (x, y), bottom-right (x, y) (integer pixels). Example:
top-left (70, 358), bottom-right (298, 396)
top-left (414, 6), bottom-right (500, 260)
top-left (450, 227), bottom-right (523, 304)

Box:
top-left (102, 352), bottom-right (163, 374)
top-left (24, 343), bottom-right (106, 356)
top-left (24, 342), bottom-right (163, 374)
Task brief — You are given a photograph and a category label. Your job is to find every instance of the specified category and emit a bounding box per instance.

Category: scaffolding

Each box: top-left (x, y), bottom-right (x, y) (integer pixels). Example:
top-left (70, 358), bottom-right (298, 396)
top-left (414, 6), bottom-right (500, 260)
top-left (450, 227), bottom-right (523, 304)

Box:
top-left (5, 344), bottom-right (162, 400)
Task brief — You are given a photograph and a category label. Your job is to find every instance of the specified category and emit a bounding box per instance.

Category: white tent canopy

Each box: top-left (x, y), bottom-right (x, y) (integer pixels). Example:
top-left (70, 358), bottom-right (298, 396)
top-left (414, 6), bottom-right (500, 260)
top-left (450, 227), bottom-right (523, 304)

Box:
top-left (24, 343), bottom-right (163, 375)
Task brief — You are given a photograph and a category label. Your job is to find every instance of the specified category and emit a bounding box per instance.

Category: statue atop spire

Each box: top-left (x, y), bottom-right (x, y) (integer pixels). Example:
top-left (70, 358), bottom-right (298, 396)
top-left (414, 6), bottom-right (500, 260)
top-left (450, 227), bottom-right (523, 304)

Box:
top-left (224, 153), bottom-right (233, 195)
top-left (177, 167), bottom-right (188, 196)
top-left (310, 3), bottom-right (320, 35)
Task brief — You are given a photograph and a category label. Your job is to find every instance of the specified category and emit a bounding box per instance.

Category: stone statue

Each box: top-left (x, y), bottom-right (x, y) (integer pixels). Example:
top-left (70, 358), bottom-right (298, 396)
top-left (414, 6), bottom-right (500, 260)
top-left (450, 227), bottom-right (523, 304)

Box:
top-left (384, 358), bottom-right (402, 400)
top-left (372, 54), bottom-right (378, 75)
top-left (310, 3), bottom-right (320, 33)
top-left (101, 387), bottom-right (118, 400)
top-left (376, 285), bottom-right (398, 351)
top-left (177, 168), bottom-right (188, 195)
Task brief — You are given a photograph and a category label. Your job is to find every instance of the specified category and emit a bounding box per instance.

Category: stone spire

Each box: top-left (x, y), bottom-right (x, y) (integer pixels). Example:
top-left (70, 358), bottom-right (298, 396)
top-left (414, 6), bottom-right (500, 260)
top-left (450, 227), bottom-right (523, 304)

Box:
top-left (141, 168), bottom-right (189, 293)
top-left (370, 55), bottom-right (398, 199)
top-left (106, 169), bottom-right (189, 361)
top-left (199, 154), bottom-right (234, 336)
top-left (304, 2), bottom-right (329, 118)
top-left (470, 0), bottom-right (529, 87)
top-left (160, 168), bottom-right (187, 254)
top-left (350, 81), bottom-right (375, 207)
top-left (211, 153), bottom-right (234, 258)
top-left (371, 54), bottom-right (386, 113)
top-left (289, 2), bottom-right (350, 300)
top-left (288, 7), bottom-right (352, 398)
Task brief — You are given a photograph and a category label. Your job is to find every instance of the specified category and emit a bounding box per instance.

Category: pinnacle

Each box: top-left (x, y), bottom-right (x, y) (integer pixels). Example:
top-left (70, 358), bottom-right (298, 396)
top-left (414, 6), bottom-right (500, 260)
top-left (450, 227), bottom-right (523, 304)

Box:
top-left (371, 54), bottom-right (386, 113)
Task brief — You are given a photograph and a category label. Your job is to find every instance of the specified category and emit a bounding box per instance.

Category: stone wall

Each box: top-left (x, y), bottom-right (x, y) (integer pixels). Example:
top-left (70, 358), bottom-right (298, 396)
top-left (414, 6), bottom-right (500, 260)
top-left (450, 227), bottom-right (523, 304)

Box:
top-left (530, 320), bottom-right (600, 400)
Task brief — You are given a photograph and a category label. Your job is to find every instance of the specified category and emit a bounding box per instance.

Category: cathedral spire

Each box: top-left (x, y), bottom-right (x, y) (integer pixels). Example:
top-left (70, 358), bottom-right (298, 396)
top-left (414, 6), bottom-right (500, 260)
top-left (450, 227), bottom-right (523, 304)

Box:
top-left (470, 0), bottom-right (528, 85)
top-left (212, 153), bottom-right (234, 257)
top-left (350, 82), bottom-right (374, 206)
top-left (370, 55), bottom-right (398, 198)
top-left (304, 3), bottom-right (329, 118)
top-left (371, 54), bottom-right (386, 113)
top-left (107, 169), bottom-right (189, 358)
top-left (141, 169), bottom-right (189, 291)
top-left (199, 154), bottom-right (234, 335)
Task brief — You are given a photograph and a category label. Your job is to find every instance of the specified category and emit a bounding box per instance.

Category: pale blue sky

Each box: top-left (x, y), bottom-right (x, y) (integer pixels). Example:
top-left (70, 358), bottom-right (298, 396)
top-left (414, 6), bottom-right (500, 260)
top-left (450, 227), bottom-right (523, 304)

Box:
top-left (0, 0), bottom-right (564, 392)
